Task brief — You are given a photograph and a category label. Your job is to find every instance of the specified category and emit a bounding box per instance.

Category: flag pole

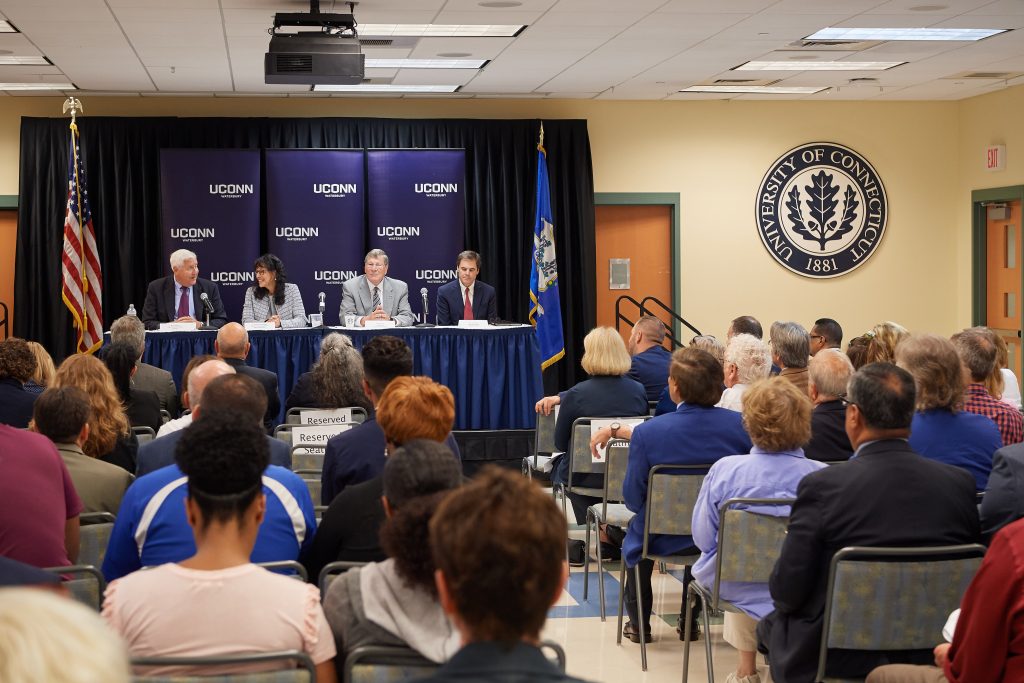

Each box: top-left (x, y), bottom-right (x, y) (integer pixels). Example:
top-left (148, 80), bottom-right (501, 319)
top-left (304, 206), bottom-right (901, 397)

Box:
top-left (63, 97), bottom-right (86, 296)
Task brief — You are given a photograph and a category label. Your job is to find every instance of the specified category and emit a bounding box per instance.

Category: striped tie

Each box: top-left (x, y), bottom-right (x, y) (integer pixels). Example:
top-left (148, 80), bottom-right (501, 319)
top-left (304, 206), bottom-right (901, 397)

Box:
top-left (372, 286), bottom-right (380, 311)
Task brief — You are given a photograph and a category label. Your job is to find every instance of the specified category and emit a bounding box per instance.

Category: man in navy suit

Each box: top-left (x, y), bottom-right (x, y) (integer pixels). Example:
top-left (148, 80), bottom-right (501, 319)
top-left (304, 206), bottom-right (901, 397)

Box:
top-left (136, 373), bottom-right (291, 476)
top-left (214, 323), bottom-right (281, 431)
top-left (141, 248), bottom-right (228, 330)
top-left (436, 251), bottom-right (498, 325)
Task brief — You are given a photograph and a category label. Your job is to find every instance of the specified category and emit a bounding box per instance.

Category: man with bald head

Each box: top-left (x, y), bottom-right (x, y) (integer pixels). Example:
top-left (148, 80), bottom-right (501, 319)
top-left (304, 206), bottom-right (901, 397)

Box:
top-left (215, 322), bottom-right (281, 431)
top-left (627, 315), bottom-right (673, 401)
top-left (155, 358), bottom-right (234, 438)
top-left (805, 349), bottom-right (855, 462)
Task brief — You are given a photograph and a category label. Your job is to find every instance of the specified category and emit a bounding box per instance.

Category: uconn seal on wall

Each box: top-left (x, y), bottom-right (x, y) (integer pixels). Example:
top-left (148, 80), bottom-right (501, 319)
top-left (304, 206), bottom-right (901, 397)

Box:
top-left (755, 142), bottom-right (887, 278)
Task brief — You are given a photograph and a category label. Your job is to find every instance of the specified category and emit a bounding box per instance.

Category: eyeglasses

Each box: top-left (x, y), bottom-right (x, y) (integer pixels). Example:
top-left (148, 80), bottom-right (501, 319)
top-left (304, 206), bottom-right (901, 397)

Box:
top-left (838, 394), bottom-right (855, 408)
top-left (254, 268), bottom-right (269, 275)
top-left (809, 334), bottom-right (825, 342)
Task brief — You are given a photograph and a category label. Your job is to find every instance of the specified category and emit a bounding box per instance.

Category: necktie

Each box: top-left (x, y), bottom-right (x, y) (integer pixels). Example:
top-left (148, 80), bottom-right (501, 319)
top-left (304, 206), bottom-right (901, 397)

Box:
top-left (464, 287), bottom-right (473, 321)
top-left (176, 286), bottom-right (189, 318)
top-left (372, 286), bottom-right (380, 311)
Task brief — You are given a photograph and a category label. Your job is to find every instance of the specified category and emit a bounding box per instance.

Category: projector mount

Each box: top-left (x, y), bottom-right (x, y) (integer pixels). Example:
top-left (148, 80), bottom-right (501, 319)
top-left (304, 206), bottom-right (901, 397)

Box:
top-left (269, 1), bottom-right (359, 38)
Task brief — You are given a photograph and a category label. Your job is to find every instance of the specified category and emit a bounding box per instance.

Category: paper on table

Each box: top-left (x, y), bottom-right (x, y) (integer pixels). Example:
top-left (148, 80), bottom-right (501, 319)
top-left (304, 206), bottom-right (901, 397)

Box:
top-left (364, 320), bottom-right (397, 329)
top-left (244, 322), bottom-right (276, 331)
top-left (157, 322), bottom-right (198, 332)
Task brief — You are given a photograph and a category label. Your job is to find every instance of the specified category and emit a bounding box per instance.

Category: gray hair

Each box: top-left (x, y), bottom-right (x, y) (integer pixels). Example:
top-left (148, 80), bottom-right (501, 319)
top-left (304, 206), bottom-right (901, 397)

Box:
top-left (110, 315), bottom-right (146, 358)
top-left (770, 321), bottom-right (810, 369)
top-left (950, 329), bottom-right (997, 383)
top-left (313, 333), bottom-right (372, 412)
top-left (169, 248), bottom-right (197, 270)
top-left (365, 249), bottom-right (389, 266)
top-left (724, 333), bottom-right (771, 385)
top-left (809, 348), bottom-right (854, 399)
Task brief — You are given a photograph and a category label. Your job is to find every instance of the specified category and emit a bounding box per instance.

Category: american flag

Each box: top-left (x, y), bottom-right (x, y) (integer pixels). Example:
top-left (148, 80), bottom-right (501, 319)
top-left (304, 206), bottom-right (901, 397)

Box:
top-left (61, 121), bottom-right (103, 354)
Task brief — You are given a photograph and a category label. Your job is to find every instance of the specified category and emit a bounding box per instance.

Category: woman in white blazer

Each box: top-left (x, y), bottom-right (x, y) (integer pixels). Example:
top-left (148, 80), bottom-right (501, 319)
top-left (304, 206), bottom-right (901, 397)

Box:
top-left (241, 253), bottom-right (307, 328)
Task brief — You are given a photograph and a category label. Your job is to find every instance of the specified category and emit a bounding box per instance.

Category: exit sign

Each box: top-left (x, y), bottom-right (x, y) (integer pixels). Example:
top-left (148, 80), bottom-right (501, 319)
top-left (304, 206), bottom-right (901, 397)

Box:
top-left (987, 145), bottom-right (1006, 171)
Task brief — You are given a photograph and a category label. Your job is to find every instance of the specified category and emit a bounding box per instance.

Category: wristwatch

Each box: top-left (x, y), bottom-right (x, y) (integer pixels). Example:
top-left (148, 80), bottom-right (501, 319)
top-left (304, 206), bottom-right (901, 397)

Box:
top-left (610, 422), bottom-right (621, 438)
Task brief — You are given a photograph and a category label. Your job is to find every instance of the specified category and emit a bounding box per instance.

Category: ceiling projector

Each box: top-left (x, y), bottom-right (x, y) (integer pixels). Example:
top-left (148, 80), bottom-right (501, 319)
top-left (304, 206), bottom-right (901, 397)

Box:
top-left (265, 6), bottom-right (365, 85)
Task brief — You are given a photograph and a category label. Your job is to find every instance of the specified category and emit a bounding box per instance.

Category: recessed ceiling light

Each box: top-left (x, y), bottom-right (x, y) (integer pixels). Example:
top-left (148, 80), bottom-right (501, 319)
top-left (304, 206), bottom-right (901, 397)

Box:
top-left (358, 23), bottom-right (525, 37)
top-left (736, 60), bottom-right (905, 71)
top-left (0, 82), bottom-right (74, 90)
top-left (680, 85), bottom-right (828, 94)
top-left (0, 56), bottom-right (50, 65)
top-left (365, 58), bottom-right (486, 69)
top-left (312, 84), bottom-right (460, 93)
top-left (806, 27), bottom-right (1007, 41)
top-left (478, 1), bottom-right (522, 6)
top-left (0, 21), bottom-right (17, 33)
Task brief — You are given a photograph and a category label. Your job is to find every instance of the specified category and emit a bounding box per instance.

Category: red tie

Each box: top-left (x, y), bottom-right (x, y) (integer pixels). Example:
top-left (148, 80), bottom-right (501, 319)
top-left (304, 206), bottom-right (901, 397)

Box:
top-left (463, 287), bottom-right (473, 321)
top-left (176, 286), bottom-right (189, 318)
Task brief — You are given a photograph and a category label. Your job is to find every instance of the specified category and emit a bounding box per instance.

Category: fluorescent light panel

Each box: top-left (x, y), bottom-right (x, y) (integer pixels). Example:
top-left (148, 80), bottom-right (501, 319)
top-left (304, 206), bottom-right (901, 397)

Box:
top-left (0, 82), bottom-right (74, 90)
top-left (0, 56), bottom-right (50, 65)
top-left (807, 27), bottom-right (1007, 41)
top-left (313, 84), bottom-right (459, 93)
top-left (0, 21), bottom-right (16, 33)
top-left (680, 85), bottom-right (828, 94)
top-left (736, 60), bottom-right (904, 71)
top-left (365, 58), bottom-right (486, 69)
top-left (358, 24), bottom-right (523, 37)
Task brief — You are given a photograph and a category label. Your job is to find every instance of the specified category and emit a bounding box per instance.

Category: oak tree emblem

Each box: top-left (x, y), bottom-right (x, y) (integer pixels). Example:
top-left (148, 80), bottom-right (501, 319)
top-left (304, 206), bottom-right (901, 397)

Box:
top-left (785, 170), bottom-right (859, 252)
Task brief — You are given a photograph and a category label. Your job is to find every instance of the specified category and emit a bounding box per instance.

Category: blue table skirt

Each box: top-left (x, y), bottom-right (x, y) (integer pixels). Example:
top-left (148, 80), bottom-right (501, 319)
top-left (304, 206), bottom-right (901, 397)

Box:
top-left (132, 326), bottom-right (543, 430)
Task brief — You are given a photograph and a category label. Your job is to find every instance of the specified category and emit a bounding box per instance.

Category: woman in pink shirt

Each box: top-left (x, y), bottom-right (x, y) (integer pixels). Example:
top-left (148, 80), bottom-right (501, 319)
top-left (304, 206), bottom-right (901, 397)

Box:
top-left (102, 414), bottom-right (337, 681)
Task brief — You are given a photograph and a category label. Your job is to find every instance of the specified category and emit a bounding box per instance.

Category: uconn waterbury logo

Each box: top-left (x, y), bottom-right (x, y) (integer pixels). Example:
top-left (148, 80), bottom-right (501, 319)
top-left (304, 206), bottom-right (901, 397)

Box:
top-left (755, 142), bottom-right (887, 278)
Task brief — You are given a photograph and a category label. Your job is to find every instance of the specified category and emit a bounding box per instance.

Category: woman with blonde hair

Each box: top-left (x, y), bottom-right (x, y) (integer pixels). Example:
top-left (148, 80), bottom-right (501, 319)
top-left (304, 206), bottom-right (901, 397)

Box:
top-left (864, 321), bottom-right (909, 365)
top-left (52, 354), bottom-right (136, 473)
top-left (24, 341), bottom-right (55, 395)
top-left (536, 326), bottom-right (648, 527)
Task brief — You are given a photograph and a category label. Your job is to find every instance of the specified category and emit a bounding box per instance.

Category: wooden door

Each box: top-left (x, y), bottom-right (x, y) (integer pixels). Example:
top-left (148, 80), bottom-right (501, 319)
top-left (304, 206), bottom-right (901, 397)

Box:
top-left (986, 200), bottom-right (1022, 382)
top-left (595, 205), bottom-right (672, 345)
top-left (0, 209), bottom-right (16, 338)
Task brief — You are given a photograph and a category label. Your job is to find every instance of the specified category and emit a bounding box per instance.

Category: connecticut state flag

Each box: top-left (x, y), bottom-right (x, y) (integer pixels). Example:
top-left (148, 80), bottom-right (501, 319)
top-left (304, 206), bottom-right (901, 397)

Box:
top-left (529, 124), bottom-right (565, 370)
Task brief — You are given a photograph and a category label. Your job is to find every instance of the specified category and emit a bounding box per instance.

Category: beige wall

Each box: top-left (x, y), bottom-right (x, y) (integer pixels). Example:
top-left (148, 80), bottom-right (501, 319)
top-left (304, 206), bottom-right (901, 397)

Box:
top-left (0, 93), bottom-right (985, 341)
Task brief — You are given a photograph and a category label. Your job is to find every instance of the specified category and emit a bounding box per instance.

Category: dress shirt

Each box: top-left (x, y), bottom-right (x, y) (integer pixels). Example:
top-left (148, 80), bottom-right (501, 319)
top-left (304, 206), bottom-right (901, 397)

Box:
top-left (716, 384), bottom-right (748, 412)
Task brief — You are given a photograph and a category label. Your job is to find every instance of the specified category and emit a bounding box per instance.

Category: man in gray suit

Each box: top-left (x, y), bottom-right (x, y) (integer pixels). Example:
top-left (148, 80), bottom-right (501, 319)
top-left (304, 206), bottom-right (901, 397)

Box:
top-left (340, 249), bottom-right (414, 327)
top-left (110, 314), bottom-right (180, 417)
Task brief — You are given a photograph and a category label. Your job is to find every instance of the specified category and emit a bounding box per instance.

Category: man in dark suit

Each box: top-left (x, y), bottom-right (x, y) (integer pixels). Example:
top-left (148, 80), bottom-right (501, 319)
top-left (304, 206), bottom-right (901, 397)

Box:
top-left (436, 250), bottom-right (497, 325)
top-left (758, 362), bottom-right (981, 682)
top-left (981, 442), bottom-right (1024, 539)
top-left (626, 315), bottom-right (673, 401)
top-left (214, 322), bottom-right (280, 431)
top-left (109, 314), bottom-right (180, 417)
top-left (136, 374), bottom-right (290, 476)
top-left (141, 248), bottom-right (227, 330)
top-left (804, 348), bottom-right (854, 462)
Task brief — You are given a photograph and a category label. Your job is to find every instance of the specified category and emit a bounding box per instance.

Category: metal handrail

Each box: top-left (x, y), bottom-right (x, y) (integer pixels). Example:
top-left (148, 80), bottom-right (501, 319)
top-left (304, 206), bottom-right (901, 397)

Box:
top-left (614, 294), bottom-right (701, 349)
top-left (0, 301), bottom-right (7, 339)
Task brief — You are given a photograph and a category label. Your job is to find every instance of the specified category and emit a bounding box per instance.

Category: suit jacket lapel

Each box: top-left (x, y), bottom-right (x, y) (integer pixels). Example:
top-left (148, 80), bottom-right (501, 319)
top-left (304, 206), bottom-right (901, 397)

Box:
top-left (380, 278), bottom-right (391, 313)
top-left (165, 278), bottom-right (177, 320)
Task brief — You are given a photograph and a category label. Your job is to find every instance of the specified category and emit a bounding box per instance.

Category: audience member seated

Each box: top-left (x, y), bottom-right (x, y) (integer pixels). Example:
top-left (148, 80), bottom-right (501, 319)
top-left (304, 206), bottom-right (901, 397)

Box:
top-left (102, 402), bottom-right (315, 581)
top-left (626, 315), bottom-right (673, 401)
top-left (621, 347), bottom-right (753, 644)
top-left (241, 253), bottom-right (308, 328)
top-left (728, 315), bottom-right (764, 340)
top-left (419, 467), bottom-right (589, 683)
top-left (692, 378), bottom-right (826, 683)
top-left (951, 327), bottom-right (1023, 446)
top-left (0, 588), bottom-right (131, 683)
top-left (808, 317), bottom-right (843, 357)
top-left (305, 376), bottom-right (457, 581)
top-left (866, 516), bottom-right (1024, 683)
top-left (804, 349), bottom-right (854, 462)
top-left (321, 336), bottom-right (460, 505)
top-left (285, 332), bottom-right (373, 414)
top-left (141, 248), bottom-right (227, 330)
top-left (991, 331), bottom-right (1022, 410)
top-left (215, 322), bottom-right (280, 431)
top-left (0, 556), bottom-right (62, 589)
top-left (980, 439), bottom-right (1024, 539)
top-left (896, 334), bottom-right (1002, 490)
top-left (0, 337), bottom-right (39, 427)
top-left (865, 321), bottom-right (909, 365)
top-left (52, 354), bottom-right (138, 474)
top-left (757, 363), bottom-right (981, 682)
top-left (847, 334), bottom-right (872, 369)
top-left (110, 314), bottom-right (180, 417)
top-left (156, 354), bottom-right (216, 437)
top-left (104, 341), bottom-right (162, 434)
top-left (23, 340), bottom-right (55, 395)
top-left (717, 333), bottom-right (771, 412)
top-left (323, 440), bottom-right (463, 662)
top-left (33, 386), bottom-right (133, 515)
top-left (103, 416), bottom-right (335, 681)
top-left (691, 334), bottom-right (725, 365)
top-left (770, 321), bottom-right (810, 395)
top-left (0, 423), bottom-right (81, 568)
top-left (537, 327), bottom-right (648, 526)
top-left (137, 373), bottom-right (291, 476)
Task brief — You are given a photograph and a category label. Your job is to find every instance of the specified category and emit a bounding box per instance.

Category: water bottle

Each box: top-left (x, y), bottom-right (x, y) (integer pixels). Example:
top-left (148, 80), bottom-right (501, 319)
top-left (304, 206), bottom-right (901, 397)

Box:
top-left (127, 304), bottom-right (137, 316)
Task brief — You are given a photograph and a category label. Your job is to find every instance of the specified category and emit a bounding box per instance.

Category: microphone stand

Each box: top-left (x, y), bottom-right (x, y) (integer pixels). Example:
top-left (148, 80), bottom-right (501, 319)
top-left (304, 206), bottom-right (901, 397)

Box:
top-left (417, 290), bottom-right (435, 328)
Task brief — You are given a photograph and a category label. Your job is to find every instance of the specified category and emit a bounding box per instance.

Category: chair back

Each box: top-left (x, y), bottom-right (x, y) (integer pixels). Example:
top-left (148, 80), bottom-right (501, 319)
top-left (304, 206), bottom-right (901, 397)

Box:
top-left (254, 560), bottom-right (308, 582)
top-left (301, 477), bottom-right (321, 507)
top-left (132, 425), bottom-right (157, 445)
top-left (131, 650), bottom-right (315, 682)
top-left (535, 410), bottom-right (557, 455)
top-left (291, 447), bottom-right (325, 472)
top-left (41, 565), bottom-right (106, 611)
top-left (80, 512), bottom-right (116, 569)
top-left (568, 416), bottom-right (650, 487)
top-left (343, 645), bottom-right (436, 683)
top-left (642, 464), bottom-right (708, 557)
top-left (816, 544), bottom-right (986, 681)
top-left (713, 498), bottom-right (794, 610)
top-left (601, 439), bottom-right (631, 516)
top-left (318, 560), bottom-right (368, 595)
top-left (160, 409), bottom-right (171, 425)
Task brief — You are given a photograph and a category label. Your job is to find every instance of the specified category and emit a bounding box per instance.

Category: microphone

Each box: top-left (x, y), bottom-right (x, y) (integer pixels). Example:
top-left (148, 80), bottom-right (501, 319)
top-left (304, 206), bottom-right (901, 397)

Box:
top-left (318, 291), bottom-right (326, 316)
top-left (199, 291), bottom-right (214, 328)
top-left (418, 287), bottom-right (435, 328)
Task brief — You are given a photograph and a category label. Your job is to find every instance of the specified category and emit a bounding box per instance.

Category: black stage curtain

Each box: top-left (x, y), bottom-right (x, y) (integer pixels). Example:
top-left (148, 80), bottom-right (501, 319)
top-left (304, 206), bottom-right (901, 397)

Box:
top-left (16, 116), bottom-right (595, 389)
